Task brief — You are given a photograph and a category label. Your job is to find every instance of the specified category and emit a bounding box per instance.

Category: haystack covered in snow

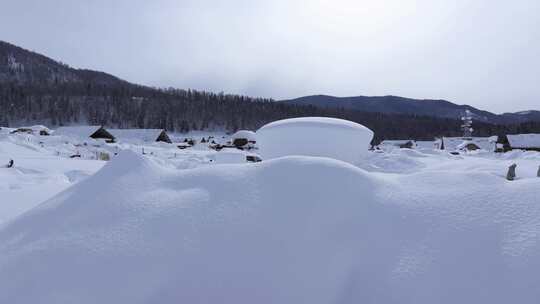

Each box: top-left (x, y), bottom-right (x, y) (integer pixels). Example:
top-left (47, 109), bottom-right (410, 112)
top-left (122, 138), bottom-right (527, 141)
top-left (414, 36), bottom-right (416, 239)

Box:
top-left (507, 134), bottom-right (540, 151)
top-left (231, 130), bottom-right (256, 149)
top-left (257, 117), bottom-right (374, 164)
top-left (54, 126), bottom-right (115, 142)
top-left (108, 129), bottom-right (172, 144)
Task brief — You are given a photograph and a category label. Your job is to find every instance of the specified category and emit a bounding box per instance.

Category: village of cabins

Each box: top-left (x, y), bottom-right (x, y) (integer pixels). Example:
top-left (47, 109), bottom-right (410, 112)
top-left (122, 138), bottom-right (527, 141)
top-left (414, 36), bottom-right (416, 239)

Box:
top-left (0, 125), bottom-right (259, 162)
top-left (1, 113), bottom-right (540, 165)
top-left (379, 111), bottom-right (540, 153)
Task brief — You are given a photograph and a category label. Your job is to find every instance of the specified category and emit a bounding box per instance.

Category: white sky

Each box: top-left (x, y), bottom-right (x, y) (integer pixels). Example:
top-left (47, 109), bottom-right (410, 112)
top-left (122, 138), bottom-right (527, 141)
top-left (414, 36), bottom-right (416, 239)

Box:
top-left (1, 0), bottom-right (539, 113)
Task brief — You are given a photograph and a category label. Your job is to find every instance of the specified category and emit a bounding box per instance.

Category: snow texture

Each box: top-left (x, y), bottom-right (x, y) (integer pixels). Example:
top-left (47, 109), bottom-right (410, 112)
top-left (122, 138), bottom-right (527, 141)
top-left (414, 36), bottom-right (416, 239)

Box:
top-left (257, 117), bottom-right (374, 164)
top-left (0, 139), bottom-right (103, 224)
top-left (1, 148), bottom-right (540, 303)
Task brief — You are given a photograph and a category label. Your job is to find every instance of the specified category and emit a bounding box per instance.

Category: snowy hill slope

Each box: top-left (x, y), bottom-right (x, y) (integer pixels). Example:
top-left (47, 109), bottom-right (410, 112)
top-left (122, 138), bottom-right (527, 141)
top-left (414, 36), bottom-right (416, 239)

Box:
top-left (1, 151), bottom-right (540, 303)
top-left (0, 40), bottom-right (127, 86)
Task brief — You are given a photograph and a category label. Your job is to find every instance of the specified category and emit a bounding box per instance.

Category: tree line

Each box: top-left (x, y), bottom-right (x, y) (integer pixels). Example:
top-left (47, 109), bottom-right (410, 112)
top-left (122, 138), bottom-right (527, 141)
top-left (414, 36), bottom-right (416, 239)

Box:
top-left (1, 81), bottom-right (540, 144)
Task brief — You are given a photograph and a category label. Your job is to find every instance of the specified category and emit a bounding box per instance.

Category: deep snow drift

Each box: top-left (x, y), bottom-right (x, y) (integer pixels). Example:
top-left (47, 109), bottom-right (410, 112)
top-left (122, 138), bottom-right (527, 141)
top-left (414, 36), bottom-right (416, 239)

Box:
top-left (257, 117), bottom-right (374, 164)
top-left (1, 150), bottom-right (540, 303)
top-left (0, 138), bottom-right (104, 224)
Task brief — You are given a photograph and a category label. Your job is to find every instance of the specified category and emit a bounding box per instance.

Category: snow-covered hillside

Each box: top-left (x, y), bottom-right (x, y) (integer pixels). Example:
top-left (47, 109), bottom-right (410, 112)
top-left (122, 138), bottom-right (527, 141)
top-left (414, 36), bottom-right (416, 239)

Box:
top-left (1, 127), bottom-right (540, 303)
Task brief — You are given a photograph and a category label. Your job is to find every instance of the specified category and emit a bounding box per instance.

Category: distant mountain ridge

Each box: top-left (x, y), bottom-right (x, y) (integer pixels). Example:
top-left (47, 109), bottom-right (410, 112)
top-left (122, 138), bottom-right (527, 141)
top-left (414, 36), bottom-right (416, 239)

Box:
top-left (282, 95), bottom-right (540, 125)
top-left (0, 40), bottom-right (128, 87)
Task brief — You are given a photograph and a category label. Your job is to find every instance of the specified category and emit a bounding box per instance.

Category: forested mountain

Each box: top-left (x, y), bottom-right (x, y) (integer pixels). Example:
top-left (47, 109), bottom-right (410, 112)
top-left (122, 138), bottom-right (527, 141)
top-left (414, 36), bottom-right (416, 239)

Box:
top-left (2, 40), bottom-right (540, 143)
top-left (282, 95), bottom-right (540, 124)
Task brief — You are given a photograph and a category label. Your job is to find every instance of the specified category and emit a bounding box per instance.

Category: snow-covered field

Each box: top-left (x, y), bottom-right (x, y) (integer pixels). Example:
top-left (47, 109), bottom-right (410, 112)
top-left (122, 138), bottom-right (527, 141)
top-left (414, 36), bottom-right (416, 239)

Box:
top-left (1, 123), bottom-right (540, 303)
top-left (0, 130), bottom-right (248, 224)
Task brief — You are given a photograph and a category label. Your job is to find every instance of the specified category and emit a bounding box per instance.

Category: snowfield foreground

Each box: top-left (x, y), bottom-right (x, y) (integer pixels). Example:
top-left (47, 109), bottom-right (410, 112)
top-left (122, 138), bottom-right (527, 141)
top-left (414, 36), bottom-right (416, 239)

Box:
top-left (1, 147), bottom-right (540, 303)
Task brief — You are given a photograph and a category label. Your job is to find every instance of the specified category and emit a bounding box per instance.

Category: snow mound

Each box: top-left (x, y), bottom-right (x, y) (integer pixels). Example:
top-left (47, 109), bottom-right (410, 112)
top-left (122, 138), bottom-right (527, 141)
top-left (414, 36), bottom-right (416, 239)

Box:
top-left (208, 150), bottom-right (247, 164)
top-left (360, 149), bottom-right (426, 173)
top-left (1, 151), bottom-right (540, 303)
top-left (257, 117), bottom-right (374, 164)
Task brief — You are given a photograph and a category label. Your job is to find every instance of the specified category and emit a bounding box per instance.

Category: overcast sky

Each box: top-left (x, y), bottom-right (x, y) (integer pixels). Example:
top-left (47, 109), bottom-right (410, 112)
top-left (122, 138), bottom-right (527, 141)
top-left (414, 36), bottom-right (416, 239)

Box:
top-left (1, 0), bottom-right (539, 113)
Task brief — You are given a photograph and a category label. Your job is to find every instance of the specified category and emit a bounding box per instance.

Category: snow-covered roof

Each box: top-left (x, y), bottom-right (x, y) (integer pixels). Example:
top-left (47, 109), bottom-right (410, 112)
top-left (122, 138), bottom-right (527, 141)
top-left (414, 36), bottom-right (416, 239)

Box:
top-left (108, 129), bottom-right (170, 143)
top-left (507, 134), bottom-right (540, 148)
top-left (443, 137), bottom-right (497, 151)
top-left (54, 126), bottom-right (107, 139)
top-left (231, 130), bottom-right (256, 141)
top-left (260, 117), bottom-right (371, 131)
top-left (257, 117), bottom-right (374, 164)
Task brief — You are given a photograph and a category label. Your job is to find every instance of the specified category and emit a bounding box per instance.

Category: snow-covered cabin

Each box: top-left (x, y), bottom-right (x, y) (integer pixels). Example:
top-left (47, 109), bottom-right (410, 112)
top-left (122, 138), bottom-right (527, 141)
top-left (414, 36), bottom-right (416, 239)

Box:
top-left (10, 125), bottom-right (51, 136)
top-left (379, 140), bottom-right (416, 150)
top-left (442, 136), bottom-right (498, 152)
top-left (54, 126), bottom-right (115, 143)
top-left (506, 134), bottom-right (540, 151)
top-left (108, 129), bottom-right (172, 144)
top-left (231, 130), bottom-right (257, 149)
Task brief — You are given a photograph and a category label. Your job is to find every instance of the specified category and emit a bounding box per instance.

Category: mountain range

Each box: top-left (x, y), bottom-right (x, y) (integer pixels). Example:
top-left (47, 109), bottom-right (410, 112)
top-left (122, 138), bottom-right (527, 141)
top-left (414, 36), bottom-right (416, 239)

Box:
top-left (282, 95), bottom-right (540, 125)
